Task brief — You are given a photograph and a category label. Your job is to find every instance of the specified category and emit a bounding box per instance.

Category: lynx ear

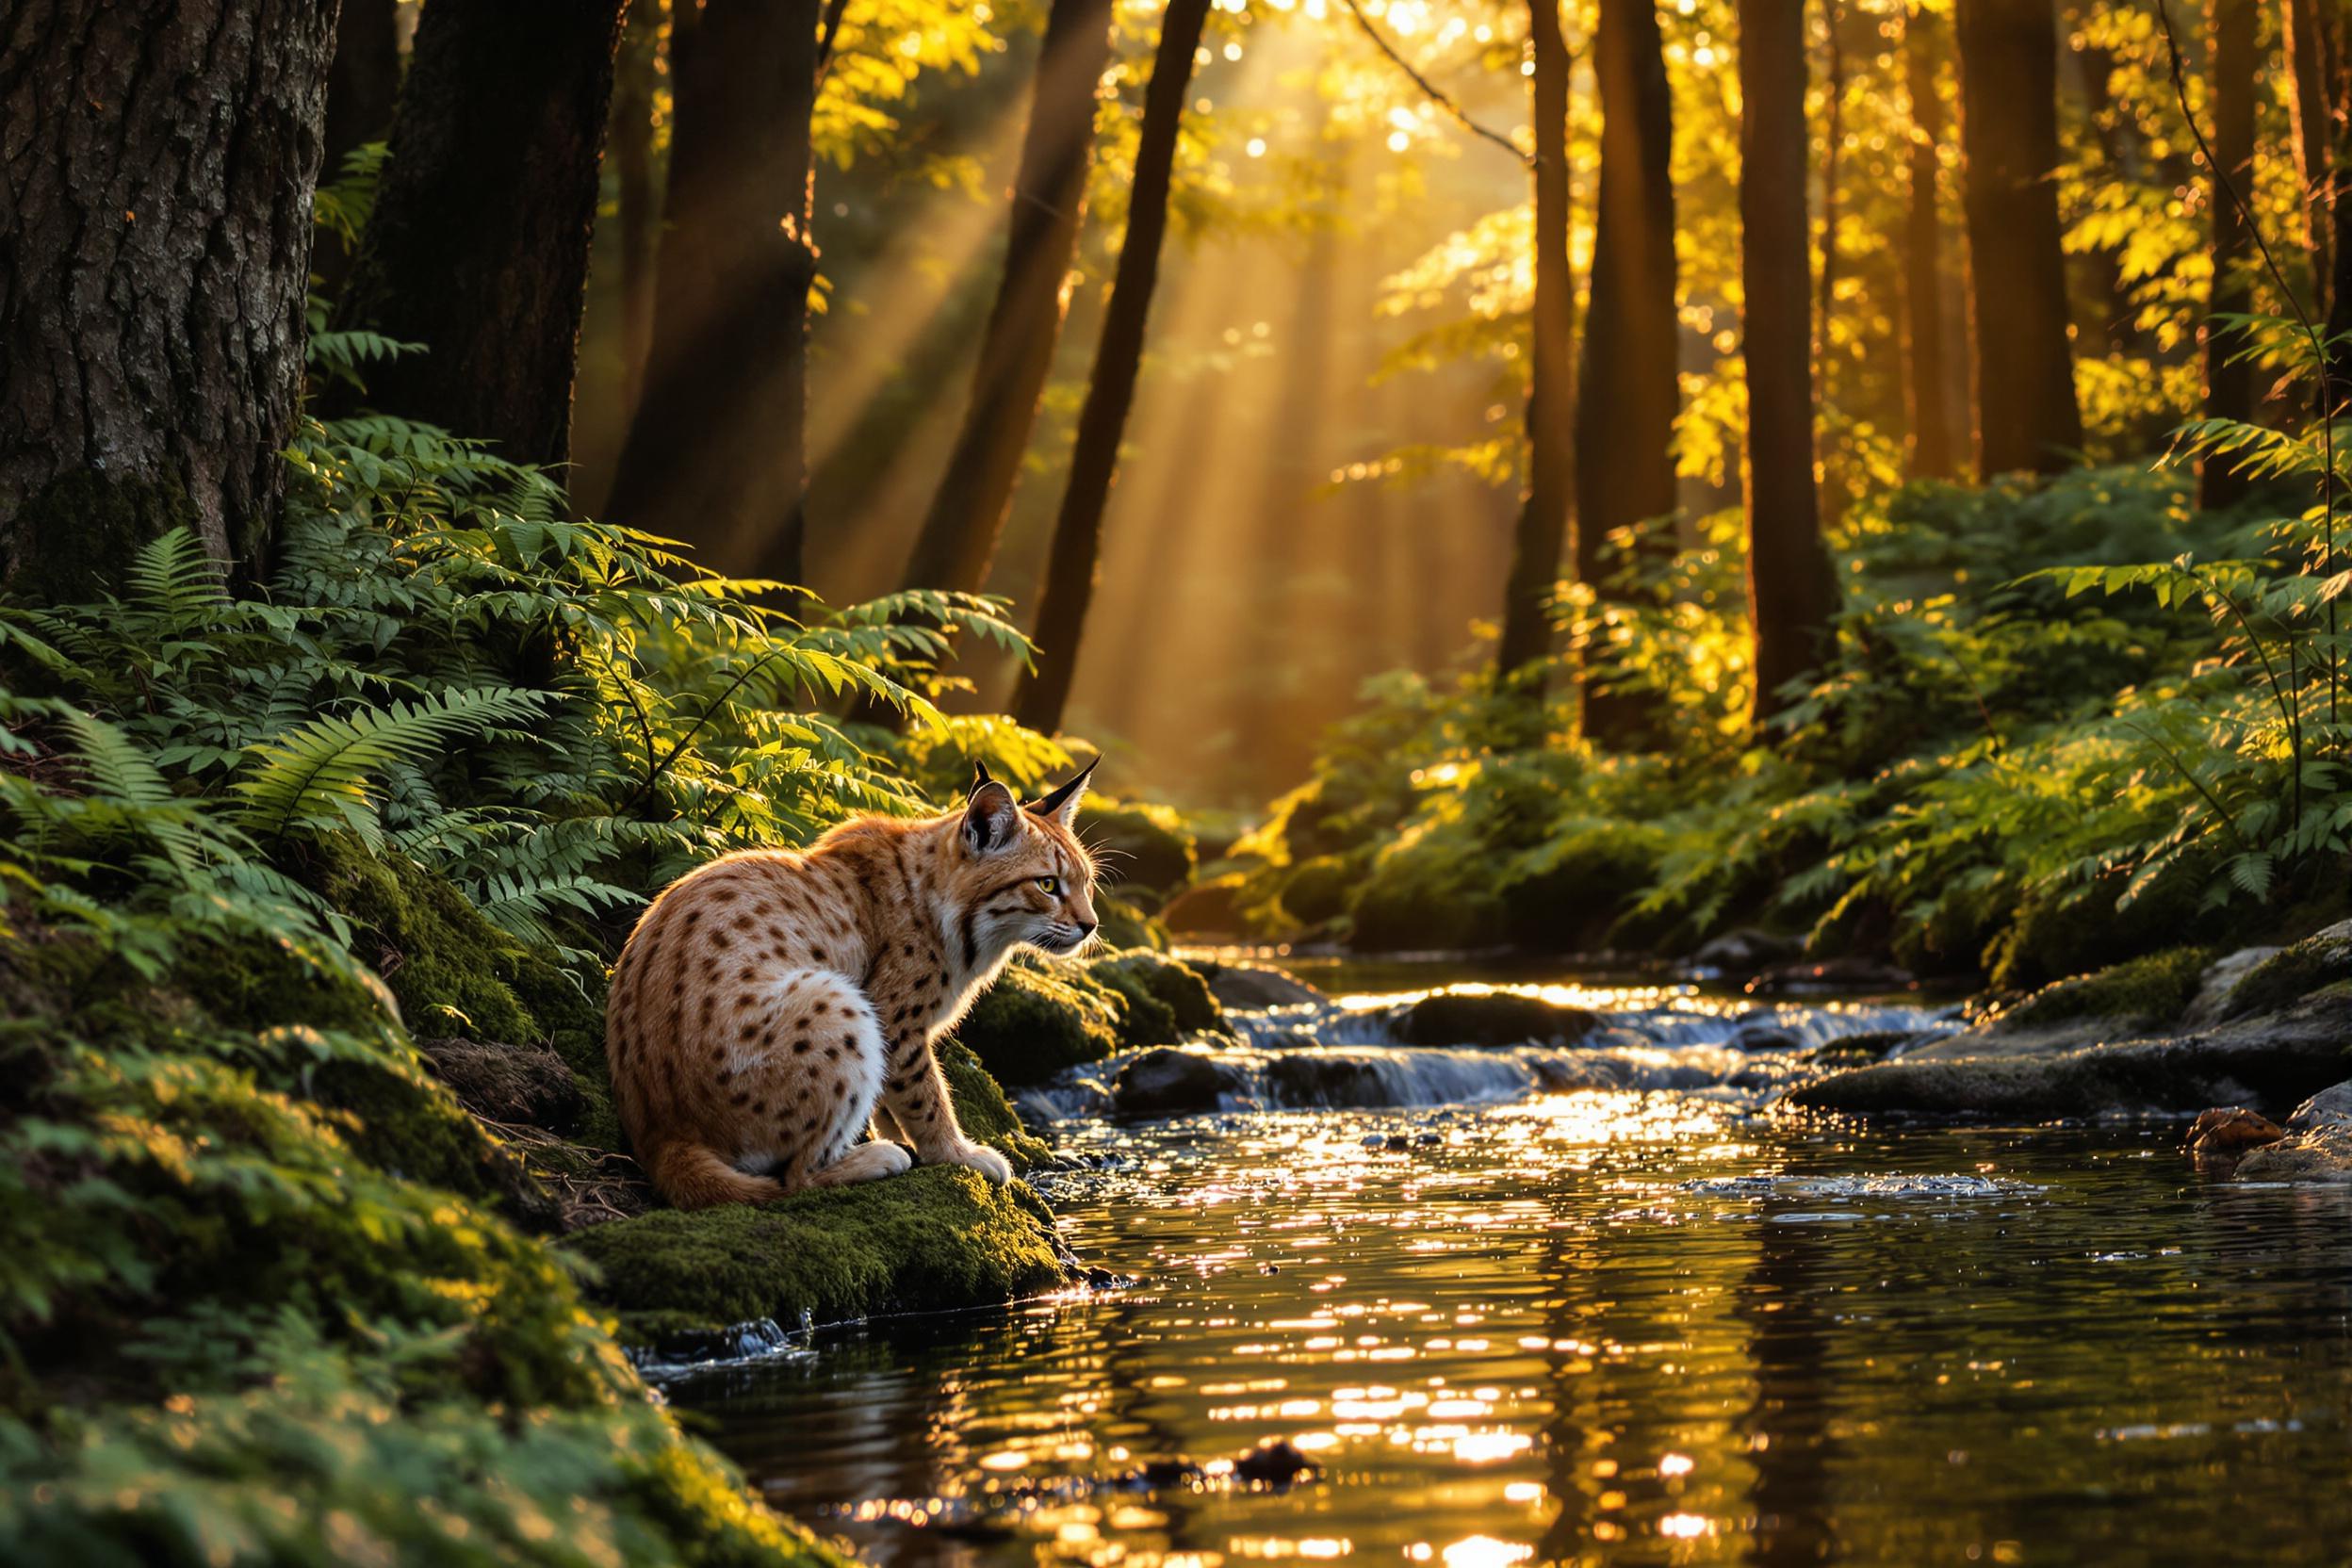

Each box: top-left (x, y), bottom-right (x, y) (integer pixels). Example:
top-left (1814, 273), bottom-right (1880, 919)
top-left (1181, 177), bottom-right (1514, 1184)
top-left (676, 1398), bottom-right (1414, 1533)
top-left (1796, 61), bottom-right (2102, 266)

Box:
top-left (1024, 760), bottom-right (1097, 827)
top-left (964, 779), bottom-right (1021, 854)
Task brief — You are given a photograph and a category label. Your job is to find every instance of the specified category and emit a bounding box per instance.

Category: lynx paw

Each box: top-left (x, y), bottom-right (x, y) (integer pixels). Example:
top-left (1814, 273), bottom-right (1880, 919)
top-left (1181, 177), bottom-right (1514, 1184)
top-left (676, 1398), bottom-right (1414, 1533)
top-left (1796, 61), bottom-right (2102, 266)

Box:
top-left (941, 1140), bottom-right (1013, 1185)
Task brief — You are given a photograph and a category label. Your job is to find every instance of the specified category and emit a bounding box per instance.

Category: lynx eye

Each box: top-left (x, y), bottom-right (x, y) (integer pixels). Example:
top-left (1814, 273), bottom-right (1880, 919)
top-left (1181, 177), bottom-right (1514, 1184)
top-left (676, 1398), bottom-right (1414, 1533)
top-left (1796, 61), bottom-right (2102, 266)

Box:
top-left (1037, 876), bottom-right (1061, 895)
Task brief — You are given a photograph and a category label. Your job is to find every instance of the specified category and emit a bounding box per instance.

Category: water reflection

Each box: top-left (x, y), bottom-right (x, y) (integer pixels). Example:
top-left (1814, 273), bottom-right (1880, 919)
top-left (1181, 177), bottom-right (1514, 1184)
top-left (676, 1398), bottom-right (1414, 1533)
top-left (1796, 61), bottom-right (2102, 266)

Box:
top-left (678, 1092), bottom-right (2352, 1568)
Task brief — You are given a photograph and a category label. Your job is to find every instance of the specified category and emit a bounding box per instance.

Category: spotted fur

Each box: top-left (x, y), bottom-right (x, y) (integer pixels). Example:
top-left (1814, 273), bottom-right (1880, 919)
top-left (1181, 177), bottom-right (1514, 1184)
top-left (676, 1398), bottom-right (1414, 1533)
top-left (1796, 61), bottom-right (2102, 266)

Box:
top-left (606, 766), bottom-right (1100, 1209)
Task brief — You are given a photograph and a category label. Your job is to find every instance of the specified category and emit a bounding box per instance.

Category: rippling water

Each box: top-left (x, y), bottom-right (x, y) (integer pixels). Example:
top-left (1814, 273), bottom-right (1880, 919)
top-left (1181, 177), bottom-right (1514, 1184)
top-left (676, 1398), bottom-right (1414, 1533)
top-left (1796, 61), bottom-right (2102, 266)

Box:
top-left (670, 980), bottom-right (2352, 1568)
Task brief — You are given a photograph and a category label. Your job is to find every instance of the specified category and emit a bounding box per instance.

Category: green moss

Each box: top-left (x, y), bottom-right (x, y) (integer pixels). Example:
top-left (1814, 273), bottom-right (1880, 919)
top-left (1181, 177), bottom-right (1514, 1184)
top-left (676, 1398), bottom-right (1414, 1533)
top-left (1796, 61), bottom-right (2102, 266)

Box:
top-left (1996, 946), bottom-right (2219, 1033)
top-left (3, 469), bottom-right (200, 601)
top-left (1083, 950), bottom-right (1230, 1044)
top-left (568, 1166), bottom-right (1069, 1343)
top-left (1095, 890), bottom-right (1171, 953)
top-left (1983, 874), bottom-right (2222, 992)
top-left (952, 954), bottom-right (1124, 1086)
top-left (937, 1039), bottom-right (1052, 1168)
top-left (2224, 922), bottom-right (2352, 1021)
top-left (1277, 856), bottom-right (1353, 927)
top-left (1084, 799), bottom-right (1199, 894)
top-left (1348, 852), bottom-right (1504, 953)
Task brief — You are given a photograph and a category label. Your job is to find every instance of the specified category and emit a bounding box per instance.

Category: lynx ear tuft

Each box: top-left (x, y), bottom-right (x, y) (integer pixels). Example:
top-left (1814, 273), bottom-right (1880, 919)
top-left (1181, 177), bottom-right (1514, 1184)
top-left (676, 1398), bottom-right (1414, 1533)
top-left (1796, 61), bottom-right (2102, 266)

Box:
top-left (1024, 759), bottom-right (1097, 827)
top-left (971, 760), bottom-right (997, 794)
top-left (964, 779), bottom-right (1021, 853)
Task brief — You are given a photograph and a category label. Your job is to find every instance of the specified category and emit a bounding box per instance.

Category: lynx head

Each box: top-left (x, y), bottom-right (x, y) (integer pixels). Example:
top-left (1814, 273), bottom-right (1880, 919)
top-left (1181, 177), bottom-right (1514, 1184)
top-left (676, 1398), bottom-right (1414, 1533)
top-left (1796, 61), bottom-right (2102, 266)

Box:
top-left (950, 760), bottom-right (1101, 964)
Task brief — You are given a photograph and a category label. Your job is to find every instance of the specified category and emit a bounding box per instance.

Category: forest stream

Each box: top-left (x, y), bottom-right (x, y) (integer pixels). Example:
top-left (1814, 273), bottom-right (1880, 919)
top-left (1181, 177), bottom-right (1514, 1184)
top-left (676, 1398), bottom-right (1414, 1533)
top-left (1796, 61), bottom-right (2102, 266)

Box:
top-left (655, 965), bottom-right (2352, 1568)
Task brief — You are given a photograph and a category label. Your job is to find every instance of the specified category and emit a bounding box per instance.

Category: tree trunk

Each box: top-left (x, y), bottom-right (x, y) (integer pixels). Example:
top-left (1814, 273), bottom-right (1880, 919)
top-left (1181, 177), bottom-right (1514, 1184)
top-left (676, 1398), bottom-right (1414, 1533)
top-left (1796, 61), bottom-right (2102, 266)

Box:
top-left (323, 0), bottom-right (400, 170)
top-left (610, 0), bottom-right (662, 423)
top-left (1012, 0), bottom-right (1211, 737)
top-left (2198, 0), bottom-right (2258, 509)
top-left (602, 0), bottom-right (822, 584)
top-left (1903, 4), bottom-right (1957, 480)
top-left (1953, 0), bottom-right (2082, 476)
top-left (1739, 0), bottom-right (1840, 725)
top-left (335, 0), bottom-right (629, 471)
top-left (1572, 0), bottom-right (1675, 743)
top-left (2283, 0), bottom-right (2334, 315)
top-left (1814, 0), bottom-right (1846, 531)
top-left (1495, 0), bottom-right (1577, 681)
top-left (894, 0), bottom-right (1117, 596)
top-left (0, 0), bottom-right (338, 598)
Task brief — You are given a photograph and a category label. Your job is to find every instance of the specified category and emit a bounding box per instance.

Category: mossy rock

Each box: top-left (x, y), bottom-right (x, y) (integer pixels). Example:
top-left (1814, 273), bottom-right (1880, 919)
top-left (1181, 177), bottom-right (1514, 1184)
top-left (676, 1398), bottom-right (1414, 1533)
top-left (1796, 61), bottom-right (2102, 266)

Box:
top-left (1497, 824), bottom-right (1668, 952)
top-left (1161, 873), bottom-right (1251, 938)
top-left (2224, 921), bottom-right (2352, 1021)
top-left (1095, 890), bottom-right (1171, 953)
top-left (310, 843), bottom-right (623, 1150)
top-left (1983, 874), bottom-right (2223, 993)
top-left (1995, 946), bottom-right (2218, 1035)
top-left (1277, 856), bottom-right (1353, 927)
top-left (937, 1038), bottom-right (1052, 1169)
top-left (568, 1166), bottom-right (1069, 1344)
top-left (951, 954), bottom-right (1124, 1087)
top-left (1082, 949), bottom-right (1231, 1046)
top-left (1084, 799), bottom-right (1199, 895)
top-left (1348, 859), bottom-right (1504, 954)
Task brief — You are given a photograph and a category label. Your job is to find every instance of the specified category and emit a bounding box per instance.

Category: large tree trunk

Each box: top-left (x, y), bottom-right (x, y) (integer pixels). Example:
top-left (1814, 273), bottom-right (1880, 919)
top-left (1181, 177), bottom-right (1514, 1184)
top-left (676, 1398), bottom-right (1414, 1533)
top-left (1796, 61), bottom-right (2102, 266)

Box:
top-left (894, 0), bottom-right (1117, 596)
top-left (2198, 0), bottom-right (2258, 509)
top-left (1738, 0), bottom-right (1840, 726)
top-left (1953, 0), bottom-right (2082, 476)
top-left (609, 0), bottom-right (662, 424)
top-left (1573, 0), bottom-right (1676, 746)
top-left (2283, 0), bottom-right (2335, 316)
top-left (1495, 0), bottom-right (1577, 681)
top-left (603, 0), bottom-right (821, 583)
top-left (335, 0), bottom-right (628, 470)
top-left (1903, 3), bottom-right (1957, 480)
top-left (0, 0), bottom-right (338, 598)
top-left (1012, 0), bottom-right (1211, 737)
top-left (323, 0), bottom-right (399, 170)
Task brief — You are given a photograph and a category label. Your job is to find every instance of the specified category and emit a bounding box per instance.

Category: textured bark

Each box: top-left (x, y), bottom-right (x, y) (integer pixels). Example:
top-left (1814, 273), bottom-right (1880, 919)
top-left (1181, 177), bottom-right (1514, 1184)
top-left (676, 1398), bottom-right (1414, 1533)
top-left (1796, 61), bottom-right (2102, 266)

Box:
top-left (2283, 0), bottom-right (2334, 314)
top-left (1954, 0), bottom-right (2082, 476)
top-left (2324, 2), bottom-right (2352, 401)
top-left (323, 0), bottom-right (399, 170)
top-left (0, 0), bottom-right (338, 596)
top-left (610, 0), bottom-right (661, 422)
top-left (1496, 0), bottom-right (1578, 680)
top-left (1013, 0), bottom-right (1211, 736)
top-left (1739, 0), bottom-right (1840, 725)
top-left (1903, 4), bottom-right (1957, 480)
top-left (2198, 0), bottom-right (2258, 510)
top-left (335, 0), bottom-right (628, 470)
top-left (603, 0), bottom-right (821, 583)
top-left (1573, 0), bottom-right (1676, 743)
top-left (895, 0), bottom-right (1117, 596)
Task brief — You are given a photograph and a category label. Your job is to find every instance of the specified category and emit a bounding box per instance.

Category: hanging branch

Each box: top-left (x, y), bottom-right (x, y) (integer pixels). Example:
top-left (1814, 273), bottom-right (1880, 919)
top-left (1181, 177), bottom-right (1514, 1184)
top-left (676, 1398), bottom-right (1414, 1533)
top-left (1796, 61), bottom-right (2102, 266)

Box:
top-left (2153, 1), bottom-right (2340, 729)
top-left (1337, 0), bottom-right (1534, 166)
top-left (815, 0), bottom-right (853, 83)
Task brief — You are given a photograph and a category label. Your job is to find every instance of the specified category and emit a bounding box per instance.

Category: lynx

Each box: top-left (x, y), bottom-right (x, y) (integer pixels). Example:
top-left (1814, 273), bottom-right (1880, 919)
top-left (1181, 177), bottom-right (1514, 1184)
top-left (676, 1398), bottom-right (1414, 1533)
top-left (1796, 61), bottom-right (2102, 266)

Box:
top-left (606, 763), bottom-right (1099, 1209)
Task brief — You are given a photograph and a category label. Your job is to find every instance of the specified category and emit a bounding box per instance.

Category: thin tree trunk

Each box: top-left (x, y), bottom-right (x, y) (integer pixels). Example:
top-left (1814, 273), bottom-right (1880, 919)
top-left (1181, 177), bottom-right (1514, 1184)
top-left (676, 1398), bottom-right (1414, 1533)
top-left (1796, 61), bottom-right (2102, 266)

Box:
top-left (2328, 0), bottom-right (2352, 400)
top-left (611, 0), bottom-right (662, 423)
top-left (0, 0), bottom-right (338, 597)
top-left (895, 0), bottom-right (1118, 596)
top-left (1573, 0), bottom-right (1675, 743)
top-left (335, 0), bottom-right (629, 470)
top-left (603, 0), bottom-right (822, 584)
top-left (2283, 0), bottom-right (2334, 315)
top-left (1013, 0), bottom-right (1212, 736)
top-left (1903, 3), bottom-right (1957, 480)
top-left (1953, 0), bottom-right (2082, 476)
top-left (1739, 0), bottom-right (1840, 725)
top-left (323, 0), bottom-right (399, 171)
top-left (1815, 0), bottom-right (1845, 531)
top-left (2199, 0), bottom-right (2258, 509)
top-left (1495, 0), bottom-right (1577, 681)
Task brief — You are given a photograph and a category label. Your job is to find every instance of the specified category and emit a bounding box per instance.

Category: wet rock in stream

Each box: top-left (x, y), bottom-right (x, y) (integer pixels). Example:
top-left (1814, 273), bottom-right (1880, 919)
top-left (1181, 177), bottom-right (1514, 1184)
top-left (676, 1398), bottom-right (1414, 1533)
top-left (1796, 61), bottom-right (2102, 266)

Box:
top-left (2229, 1079), bottom-right (2352, 1183)
top-left (1394, 990), bottom-right (1596, 1046)
top-left (1113, 1047), bottom-right (1257, 1118)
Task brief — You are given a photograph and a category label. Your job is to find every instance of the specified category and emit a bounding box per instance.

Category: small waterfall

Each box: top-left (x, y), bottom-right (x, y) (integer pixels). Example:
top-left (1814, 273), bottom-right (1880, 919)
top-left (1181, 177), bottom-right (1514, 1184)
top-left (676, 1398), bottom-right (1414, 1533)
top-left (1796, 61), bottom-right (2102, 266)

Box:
top-left (1021, 985), bottom-right (1962, 1124)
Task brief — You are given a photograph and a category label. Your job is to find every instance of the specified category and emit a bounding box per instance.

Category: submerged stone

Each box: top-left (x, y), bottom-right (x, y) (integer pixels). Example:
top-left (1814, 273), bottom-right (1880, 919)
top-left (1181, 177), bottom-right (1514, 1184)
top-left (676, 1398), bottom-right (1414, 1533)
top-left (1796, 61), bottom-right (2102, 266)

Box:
top-left (1394, 989), bottom-right (1596, 1047)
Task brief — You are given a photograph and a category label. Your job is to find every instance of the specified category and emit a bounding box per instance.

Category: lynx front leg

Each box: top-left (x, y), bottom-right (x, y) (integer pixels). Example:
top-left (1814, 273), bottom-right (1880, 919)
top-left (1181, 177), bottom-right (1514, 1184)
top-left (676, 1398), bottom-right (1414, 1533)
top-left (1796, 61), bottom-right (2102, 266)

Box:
top-left (881, 1027), bottom-right (1012, 1184)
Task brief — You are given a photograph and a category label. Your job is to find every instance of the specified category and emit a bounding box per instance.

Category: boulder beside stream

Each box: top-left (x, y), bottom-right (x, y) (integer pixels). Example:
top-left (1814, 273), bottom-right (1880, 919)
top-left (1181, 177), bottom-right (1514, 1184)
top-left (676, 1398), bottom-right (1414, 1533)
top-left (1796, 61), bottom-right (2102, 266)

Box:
top-left (2229, 1081), bottom-right (2352, 1183)
top-left (1395, 988), bottom-right (1597, 1046)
